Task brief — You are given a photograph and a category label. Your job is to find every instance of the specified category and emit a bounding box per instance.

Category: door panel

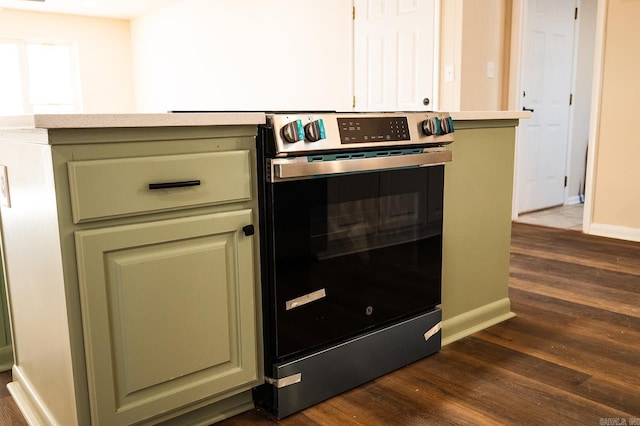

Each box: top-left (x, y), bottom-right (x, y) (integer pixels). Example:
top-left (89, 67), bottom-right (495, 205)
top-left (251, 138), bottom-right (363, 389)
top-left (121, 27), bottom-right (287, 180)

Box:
top-left (367, 35), bottom-right (385, 107)
top-left (517, 0), bottom-right (576, 213)
top-left (354, 0), bottom-right (437, 111)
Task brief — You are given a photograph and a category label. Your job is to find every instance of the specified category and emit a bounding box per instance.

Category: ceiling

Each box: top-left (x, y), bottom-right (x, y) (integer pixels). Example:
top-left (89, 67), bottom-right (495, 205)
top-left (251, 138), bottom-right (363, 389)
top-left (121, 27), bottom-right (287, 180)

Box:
top-left (0, 0), bottom-right (182, 19)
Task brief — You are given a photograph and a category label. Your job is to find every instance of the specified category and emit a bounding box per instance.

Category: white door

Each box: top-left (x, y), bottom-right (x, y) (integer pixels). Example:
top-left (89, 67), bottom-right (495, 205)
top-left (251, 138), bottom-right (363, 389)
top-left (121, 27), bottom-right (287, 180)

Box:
top-left (517, 0), bottom-right (577, 213)
top-left (354, 0), bottom-right (437, 111)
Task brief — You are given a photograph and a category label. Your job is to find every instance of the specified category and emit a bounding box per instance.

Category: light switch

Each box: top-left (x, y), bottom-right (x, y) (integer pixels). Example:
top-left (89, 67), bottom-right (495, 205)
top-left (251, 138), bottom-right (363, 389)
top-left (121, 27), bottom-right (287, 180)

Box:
top-left (487, 61), bottom-right (495, 79)
top-left (444, 65), bottom-right (455, 82)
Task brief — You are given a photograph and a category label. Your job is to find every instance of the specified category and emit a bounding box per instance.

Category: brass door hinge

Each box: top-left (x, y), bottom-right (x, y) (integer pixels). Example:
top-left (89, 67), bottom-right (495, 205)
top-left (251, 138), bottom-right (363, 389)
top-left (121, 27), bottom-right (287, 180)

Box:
top-left (569, 93), bottom-right (573, 105)
top-left (352, 95), bottom-right (356, 108)
top-left (575, 7), bottom-right (578, 20)
top-left (353, 6), bottom-right (356, 20)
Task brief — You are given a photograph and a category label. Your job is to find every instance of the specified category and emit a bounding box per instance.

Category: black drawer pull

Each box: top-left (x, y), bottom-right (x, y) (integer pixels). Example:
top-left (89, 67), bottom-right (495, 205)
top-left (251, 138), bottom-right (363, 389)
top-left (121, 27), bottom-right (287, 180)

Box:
top-left (148, 180), bottom-right (201, 190)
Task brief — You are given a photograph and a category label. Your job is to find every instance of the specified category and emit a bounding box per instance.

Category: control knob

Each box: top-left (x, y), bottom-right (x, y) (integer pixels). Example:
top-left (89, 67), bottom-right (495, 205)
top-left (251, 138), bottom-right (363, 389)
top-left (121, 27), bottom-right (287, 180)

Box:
top-left (421, 117), bottom-right (441, 136)
top-left (441, 117), bottom-right (450, 134)
top-left (304, 119), bottom-right (326, 142)
top-left (281, 119), bottom-right (305, 143)
top-left (422, 116), bottom-right (455, 136)
top-left (439, 116), bottom-right (454, 134)
top-left (446, 116), bottom-right (455, 133)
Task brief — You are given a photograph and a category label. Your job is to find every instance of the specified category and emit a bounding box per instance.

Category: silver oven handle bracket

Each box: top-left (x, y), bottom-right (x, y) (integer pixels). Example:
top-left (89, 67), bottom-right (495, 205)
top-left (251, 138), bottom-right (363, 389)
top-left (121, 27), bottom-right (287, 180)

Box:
top-left (268, 149), bottom-right (451, 182)
top-left (265, 373), bottom-right (302, 388)
top-left (424, 322), bottom-right (442, 342)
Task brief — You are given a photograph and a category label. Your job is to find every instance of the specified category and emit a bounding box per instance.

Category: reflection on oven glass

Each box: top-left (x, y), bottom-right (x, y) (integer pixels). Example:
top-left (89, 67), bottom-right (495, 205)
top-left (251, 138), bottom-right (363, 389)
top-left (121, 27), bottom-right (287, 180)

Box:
top-left (312, 193), bottom-right (439, 261)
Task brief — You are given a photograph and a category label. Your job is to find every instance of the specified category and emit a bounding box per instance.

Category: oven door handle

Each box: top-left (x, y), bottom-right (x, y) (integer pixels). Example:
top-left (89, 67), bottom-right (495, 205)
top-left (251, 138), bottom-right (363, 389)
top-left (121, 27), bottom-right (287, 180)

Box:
top-left (269, 150), bottom-right (452, 182)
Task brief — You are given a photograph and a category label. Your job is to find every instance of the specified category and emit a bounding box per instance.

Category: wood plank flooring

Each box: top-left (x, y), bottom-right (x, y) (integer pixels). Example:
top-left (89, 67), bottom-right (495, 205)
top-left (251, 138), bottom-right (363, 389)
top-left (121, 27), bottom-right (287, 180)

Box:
top-left (0, 369), bottom-right (25, 425)
top-left (1, 222), bottom-right (638, 425)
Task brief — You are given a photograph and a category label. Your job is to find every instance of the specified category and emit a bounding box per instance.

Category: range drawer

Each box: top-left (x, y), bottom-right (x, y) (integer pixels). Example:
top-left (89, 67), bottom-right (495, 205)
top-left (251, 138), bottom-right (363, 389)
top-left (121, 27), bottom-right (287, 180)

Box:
top-left (67, 151), bottom-right (252, 223)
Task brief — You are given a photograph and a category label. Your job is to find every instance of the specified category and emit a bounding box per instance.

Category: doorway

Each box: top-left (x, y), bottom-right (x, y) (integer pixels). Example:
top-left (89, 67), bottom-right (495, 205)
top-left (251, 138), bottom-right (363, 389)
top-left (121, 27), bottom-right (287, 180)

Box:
top-left (516, 0), bottom-right (577, 214)
top-left (514, 0), bottom-right (597, 229)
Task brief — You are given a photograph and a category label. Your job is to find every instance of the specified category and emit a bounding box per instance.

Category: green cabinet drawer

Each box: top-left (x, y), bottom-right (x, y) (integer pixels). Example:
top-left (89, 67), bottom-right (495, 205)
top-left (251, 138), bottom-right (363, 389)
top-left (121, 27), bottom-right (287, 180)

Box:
top-left (67, 151), bottom-right (252, 223)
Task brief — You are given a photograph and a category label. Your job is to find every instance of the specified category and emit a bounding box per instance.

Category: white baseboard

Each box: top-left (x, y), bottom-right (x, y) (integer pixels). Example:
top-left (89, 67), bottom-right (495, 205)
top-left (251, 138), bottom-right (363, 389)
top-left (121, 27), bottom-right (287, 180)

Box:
top-left (566, 195), bottom-right (582, 205)
top-left (8, 365), bottom-right (57, 425)
top-left (441, 297), bottom-right (516, 346)
top-left (587, 223), bottom-right (640, 243)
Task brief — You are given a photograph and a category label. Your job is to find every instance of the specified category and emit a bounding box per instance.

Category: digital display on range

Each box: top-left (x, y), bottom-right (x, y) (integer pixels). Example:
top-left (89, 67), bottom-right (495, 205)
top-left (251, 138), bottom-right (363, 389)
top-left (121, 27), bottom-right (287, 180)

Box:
top-left (337, 117), bottom-right (410, 144)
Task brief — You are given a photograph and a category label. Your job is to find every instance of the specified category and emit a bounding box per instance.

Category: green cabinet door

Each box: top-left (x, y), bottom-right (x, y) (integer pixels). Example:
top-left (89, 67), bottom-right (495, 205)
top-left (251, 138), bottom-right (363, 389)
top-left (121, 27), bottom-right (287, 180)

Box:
top-left (75, 209), bottom-right (258, 425)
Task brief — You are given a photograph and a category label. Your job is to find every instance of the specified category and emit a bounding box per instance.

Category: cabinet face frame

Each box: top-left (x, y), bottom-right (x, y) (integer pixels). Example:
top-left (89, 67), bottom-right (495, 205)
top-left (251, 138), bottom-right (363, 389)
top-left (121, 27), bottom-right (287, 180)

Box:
top-left (75, 209), bottom-right (258, 425)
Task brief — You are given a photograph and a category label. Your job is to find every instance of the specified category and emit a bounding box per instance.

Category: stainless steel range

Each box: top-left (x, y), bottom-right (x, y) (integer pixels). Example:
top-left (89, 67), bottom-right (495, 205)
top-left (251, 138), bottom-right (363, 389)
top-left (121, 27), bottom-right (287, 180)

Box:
top-left (254, 111), bottom-right (454, 418)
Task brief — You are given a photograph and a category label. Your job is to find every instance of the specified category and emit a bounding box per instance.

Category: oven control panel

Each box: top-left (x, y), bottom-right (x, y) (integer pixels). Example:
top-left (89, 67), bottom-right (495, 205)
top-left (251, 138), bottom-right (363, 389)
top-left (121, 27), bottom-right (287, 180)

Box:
top-left (266, 112), bottom-right (454, 156)
top-left (337, 117), bottom-right (410, 143)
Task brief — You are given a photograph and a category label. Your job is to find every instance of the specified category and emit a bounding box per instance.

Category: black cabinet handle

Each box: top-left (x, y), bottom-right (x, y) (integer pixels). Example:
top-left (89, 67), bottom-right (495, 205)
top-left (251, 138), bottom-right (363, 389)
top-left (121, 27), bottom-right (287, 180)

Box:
top-left (242, 225), bottom-right (255, 237)
top-left (522, 106), bottom-right (535, 113)
top-left (148, 180), bottom-right (201, 190)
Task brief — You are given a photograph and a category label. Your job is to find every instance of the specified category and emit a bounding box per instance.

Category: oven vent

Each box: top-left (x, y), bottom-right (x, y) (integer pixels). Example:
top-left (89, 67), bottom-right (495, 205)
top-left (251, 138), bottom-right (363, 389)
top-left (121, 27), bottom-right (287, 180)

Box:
top-left (308, 148), bottom-right (423, 162)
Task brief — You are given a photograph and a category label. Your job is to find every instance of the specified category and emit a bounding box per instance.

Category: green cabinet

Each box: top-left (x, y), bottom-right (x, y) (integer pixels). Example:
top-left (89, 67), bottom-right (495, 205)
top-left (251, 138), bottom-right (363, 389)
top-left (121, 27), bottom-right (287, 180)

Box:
top-left (75, 210), bottom-right (258, 425)
top-left (0, 122), bottom-right (263, 425)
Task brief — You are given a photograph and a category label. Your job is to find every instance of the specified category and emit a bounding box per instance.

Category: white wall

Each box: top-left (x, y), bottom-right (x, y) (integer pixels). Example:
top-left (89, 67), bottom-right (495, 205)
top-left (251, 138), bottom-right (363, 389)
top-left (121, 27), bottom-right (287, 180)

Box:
top-left (130, 0), bottom-right (353, 112)
top-left (0, 9), bottom-right (135, 113)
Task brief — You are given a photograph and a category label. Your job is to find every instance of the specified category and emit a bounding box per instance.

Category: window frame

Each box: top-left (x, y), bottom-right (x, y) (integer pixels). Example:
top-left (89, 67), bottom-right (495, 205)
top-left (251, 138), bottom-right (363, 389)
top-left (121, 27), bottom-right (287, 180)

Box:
top-left (0, 37), bottom-right (82, 115)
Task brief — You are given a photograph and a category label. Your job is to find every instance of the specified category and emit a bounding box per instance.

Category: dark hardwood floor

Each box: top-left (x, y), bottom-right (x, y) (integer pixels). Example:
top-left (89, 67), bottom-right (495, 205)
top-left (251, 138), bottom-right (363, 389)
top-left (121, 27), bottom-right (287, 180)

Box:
top-left (0, 370), bottom-right (25, 425)
top-left (1, 222), bottom-right (639, 425)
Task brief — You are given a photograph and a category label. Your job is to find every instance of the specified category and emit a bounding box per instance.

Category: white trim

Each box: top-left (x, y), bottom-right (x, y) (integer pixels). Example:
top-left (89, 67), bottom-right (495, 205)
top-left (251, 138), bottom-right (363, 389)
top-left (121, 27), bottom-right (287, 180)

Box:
top-left (566, 195), bottom-right (582, 205)
top-left (589, 223), bottom-right (640, 243)
top-left (582, 0), bottom-right (608, 235)
top-left (349, 0), bottom-right (355, 111)
top-left (509, 0), bottom-right (525, 220)
top-left (431, 0), bottom-right (441, 111)
top-left (507, 0), bottom-right (525, 111)
top-left (563, 0), bottom-right (581, 205)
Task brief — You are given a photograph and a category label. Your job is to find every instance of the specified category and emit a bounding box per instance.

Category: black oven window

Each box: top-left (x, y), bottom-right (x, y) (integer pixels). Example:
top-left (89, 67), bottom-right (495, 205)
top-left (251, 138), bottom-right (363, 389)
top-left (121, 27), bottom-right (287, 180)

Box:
top-left (311, 191), bottom-right (435, 261)
top-left (268, 166), bottom-right (444, 359)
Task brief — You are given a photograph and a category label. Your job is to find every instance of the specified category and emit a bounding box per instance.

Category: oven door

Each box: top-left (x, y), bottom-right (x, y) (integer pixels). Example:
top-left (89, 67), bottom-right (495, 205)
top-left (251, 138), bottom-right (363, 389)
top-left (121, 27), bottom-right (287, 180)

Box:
top-left (262, 160), bottom-right (445, 361)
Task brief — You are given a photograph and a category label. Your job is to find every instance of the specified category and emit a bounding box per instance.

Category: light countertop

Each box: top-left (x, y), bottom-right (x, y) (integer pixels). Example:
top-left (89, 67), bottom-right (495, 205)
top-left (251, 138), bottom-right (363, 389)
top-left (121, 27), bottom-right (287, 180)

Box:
top-left (0, 112), bottom-right (267, 129)
top-left (450, 111), bottom-right (531, 121)
top-left (0, 111), bottom-right (528, 131)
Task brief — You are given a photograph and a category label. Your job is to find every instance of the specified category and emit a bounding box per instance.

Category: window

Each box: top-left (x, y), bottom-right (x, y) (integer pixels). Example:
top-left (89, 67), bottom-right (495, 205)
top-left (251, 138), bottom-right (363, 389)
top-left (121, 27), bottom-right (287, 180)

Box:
top-left (0, 43), bottom-right (23, 116)
top-left (0, 39), bottom-right (81, 115)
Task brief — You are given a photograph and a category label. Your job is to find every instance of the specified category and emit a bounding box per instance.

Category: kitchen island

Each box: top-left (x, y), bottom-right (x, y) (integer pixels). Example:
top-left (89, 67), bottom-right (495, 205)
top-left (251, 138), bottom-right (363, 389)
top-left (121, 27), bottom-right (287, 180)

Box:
top-left (0, 111), bottom-right (525, 425)
top-left (0, 113), bottom-right (266, 425)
